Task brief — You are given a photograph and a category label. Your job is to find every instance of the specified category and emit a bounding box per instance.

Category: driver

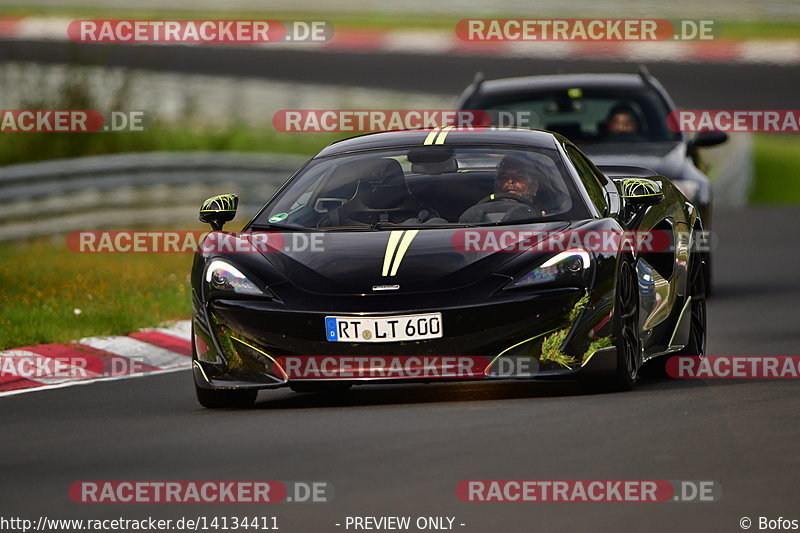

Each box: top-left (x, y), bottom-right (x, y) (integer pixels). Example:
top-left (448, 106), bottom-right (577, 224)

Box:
top-left (495, 154), bottom-right (541, 202)
top-left (459, 154), bottom-right (557, 223)
top-left (605, 104), bottom-right (641, 136)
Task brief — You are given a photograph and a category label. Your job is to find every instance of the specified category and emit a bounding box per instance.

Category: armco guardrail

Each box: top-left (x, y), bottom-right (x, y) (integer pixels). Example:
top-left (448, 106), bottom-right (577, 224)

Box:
top-left (0, 152), bottom-right (307, 241)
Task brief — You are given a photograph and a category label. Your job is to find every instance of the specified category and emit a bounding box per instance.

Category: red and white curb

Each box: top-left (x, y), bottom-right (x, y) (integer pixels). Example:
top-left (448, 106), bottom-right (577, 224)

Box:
top-left (0, 320), bottom-right (192, 397)
top-left (0, 17), bottom-right (798, 65)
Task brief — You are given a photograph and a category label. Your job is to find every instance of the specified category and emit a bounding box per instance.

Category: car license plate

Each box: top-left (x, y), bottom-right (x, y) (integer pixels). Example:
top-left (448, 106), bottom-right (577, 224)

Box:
top-left (325, 313), bottom-right (443, 343)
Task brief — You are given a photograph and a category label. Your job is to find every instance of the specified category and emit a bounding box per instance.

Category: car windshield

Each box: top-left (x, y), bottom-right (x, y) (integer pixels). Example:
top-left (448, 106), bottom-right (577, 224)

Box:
top-left (253, 146), bottom-right (592, 230)
top-left (473, 87), bottom-right (681, 143)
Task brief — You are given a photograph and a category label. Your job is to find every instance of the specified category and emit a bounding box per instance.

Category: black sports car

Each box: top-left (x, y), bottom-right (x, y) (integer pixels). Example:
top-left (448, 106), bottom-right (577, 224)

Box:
top-left (191, 128), bottom-right (706, 408)
top-left (456, 69), bottom-right (726, 291)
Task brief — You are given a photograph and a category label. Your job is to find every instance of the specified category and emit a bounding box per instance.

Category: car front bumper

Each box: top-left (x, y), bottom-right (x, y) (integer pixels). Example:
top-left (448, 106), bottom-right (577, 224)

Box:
top-left (192, 286), bottom-right (617, 390)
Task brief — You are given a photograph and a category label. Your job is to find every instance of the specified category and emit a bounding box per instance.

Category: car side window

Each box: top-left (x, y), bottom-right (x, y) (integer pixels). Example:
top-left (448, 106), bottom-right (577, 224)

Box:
top-left (565, 145), bottom-right (608, 214)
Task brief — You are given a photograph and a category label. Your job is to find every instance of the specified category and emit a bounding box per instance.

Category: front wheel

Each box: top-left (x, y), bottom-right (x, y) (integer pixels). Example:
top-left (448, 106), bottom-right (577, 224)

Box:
top-left (609, 257), bottom-right (641, 391)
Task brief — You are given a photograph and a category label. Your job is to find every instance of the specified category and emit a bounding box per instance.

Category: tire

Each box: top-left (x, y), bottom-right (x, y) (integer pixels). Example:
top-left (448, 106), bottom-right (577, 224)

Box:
top-left (609, 256), bottom-right (641, 391)
top-left (678, 245), bottom-right (707, 357)
top-left (703, 251), bottom-right (713, 299)
top-left (195, 383), bottom-right (258, 408)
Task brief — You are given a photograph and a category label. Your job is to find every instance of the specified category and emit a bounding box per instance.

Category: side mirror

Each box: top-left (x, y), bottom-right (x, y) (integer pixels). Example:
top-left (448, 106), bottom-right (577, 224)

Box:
top-left (199, 194), bottom-right (238, 231)
top-left (689, 131), bottom-right (728, 148)
top-left (615, 177), bottom-right (664, 207)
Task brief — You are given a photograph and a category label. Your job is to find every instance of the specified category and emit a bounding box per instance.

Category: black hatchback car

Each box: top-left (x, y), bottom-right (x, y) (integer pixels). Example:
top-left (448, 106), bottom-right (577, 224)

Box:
top-left (456, 69), bottom-right (726, 290)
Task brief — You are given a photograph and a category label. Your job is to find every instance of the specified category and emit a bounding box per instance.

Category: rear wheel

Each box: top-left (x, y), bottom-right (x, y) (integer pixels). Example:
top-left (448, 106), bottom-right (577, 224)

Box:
top-left (703, 252), bottom-right (713, 298)
top-left (679, 246), bottom-right (707, 357)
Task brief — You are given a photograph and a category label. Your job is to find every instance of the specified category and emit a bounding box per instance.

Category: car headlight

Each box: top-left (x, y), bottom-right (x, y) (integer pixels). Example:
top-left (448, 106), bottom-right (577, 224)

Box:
top-left (507, 248), bottom-right (591, 288)
top-left (673, 180), bottom-right (699, 202)
top-left (204, 259), bottom-right (268, 296)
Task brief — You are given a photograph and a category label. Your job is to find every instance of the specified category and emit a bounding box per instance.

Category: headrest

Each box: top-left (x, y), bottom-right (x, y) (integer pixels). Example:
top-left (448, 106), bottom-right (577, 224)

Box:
top-left (357, 158), bottom-right (408, 209)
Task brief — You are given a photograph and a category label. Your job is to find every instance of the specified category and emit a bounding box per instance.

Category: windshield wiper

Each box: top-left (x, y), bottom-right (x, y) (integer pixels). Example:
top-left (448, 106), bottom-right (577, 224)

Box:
top-left (372, 222), bottom-right (472, 230)
top-left (465, 217), bottom-right (564, 227)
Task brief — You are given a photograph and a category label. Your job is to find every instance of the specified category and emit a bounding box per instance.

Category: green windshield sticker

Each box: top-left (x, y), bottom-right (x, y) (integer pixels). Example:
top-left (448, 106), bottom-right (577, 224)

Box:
top-left (268, 213), bottom-right (288, 223)
top-left (567, 88), bottom-right (583, 98)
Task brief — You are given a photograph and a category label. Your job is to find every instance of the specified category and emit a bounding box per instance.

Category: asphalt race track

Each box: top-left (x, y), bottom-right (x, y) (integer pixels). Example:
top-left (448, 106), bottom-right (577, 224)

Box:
top-left (1, 207), bottom-right (798, 531)
top-left (2, 39), bottom-right (800, 108)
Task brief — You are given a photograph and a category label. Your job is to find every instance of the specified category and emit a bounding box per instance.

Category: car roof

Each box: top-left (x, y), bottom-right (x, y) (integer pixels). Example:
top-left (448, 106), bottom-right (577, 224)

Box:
top-left (477, 73), bottom-right (650, 95)
top-left (315, 127), bottom-right (561, 158)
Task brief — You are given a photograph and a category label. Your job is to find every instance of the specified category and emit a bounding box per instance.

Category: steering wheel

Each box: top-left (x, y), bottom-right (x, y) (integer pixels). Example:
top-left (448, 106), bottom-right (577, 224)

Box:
top-left (478, 193), bottom-right (536, 208)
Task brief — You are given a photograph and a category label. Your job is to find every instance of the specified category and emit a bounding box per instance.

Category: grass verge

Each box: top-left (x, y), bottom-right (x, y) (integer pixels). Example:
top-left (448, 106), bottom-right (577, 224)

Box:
top-left (0, 236), bottom-right (197, 350)
top-left (0, 125), bottom-right (341, 166)
top-left (751, 134), bottom-right (800, 204)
